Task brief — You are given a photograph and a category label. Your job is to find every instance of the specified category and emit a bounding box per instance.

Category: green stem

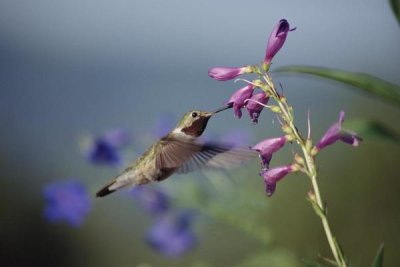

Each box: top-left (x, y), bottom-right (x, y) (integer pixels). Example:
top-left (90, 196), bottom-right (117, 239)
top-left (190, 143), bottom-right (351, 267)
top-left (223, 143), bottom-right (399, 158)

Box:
top-left (261, 72), bottom-right (347, 267)
top-left (310, 174), bottom-right (346, 266)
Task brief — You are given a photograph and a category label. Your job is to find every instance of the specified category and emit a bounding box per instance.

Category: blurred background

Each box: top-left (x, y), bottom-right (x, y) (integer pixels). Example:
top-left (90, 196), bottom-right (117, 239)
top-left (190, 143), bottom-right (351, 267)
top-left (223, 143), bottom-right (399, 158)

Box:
top-left (1, 0), bottom-right (399, 266)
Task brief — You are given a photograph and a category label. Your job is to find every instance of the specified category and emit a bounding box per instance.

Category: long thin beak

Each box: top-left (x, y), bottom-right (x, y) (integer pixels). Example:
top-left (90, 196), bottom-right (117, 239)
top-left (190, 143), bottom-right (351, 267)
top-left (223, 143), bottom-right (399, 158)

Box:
top-left (211, 104), bottom-right (233, 114)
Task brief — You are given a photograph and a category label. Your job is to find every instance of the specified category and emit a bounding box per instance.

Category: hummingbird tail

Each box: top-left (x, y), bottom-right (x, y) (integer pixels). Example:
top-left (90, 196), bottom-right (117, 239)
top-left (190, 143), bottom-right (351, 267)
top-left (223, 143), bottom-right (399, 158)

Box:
top-left (96, 181), bottom-right (117, 197)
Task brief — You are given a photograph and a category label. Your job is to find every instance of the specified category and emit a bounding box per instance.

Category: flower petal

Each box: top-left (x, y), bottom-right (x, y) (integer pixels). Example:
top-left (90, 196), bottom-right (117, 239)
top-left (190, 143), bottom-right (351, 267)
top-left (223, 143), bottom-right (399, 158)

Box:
top-left (208, 66), bottom-right (246, 81)
top-left (251, 136), bottom-right (287, 168)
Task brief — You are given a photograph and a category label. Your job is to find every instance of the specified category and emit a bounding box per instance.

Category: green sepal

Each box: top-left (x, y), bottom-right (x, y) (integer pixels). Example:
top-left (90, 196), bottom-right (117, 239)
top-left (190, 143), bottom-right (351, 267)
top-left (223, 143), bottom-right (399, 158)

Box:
top-left (270, 105), bottom-right (281, 113)
top-left (262, 61), bottom-right (270, 72)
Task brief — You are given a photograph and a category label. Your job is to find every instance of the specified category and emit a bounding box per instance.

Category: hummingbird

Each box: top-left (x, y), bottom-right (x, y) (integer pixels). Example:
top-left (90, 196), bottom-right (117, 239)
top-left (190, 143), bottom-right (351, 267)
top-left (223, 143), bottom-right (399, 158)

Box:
top-left (96, 105), bottom-right (256, 197)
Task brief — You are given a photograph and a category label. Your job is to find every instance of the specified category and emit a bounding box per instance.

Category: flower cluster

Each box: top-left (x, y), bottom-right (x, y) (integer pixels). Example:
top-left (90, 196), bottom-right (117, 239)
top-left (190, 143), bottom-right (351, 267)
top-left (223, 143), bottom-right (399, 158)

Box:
top-left (208, 20), bottom-right (295, 124)
top-left (209, 19), bottom-right (361, 196)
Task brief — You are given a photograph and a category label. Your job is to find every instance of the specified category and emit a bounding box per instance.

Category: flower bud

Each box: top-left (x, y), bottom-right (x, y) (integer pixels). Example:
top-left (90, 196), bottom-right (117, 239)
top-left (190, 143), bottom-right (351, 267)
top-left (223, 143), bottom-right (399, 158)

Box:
top-left (208, 66), bottom-right (251, 81)
top-left (294, 154), bottom-right (305, 166)
top-left (270, 105), bottom-right (281, 113)
top-left (285, 134), bottom-right (295, 142)
top-left (307, 190), bottom-right (317, 203)
top-left (281, 124), bottom-right (292, 135)
top-left (264, 19), bottom-right (296, 67)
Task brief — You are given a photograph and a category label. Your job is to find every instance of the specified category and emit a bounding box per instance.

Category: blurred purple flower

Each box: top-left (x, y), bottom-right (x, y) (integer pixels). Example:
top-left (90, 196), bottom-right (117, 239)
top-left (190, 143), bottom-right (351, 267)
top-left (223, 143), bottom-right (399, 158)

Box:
top-left (316, 111), bottom-right (362, 152)
top-left (85, 128), bottom-right (130, 166)
top-left (146, 211), bottom-right (196, 257)
top-left (226, 85), bottom-right (254, 118)
top-left (103, 128), bottom-right (130, 148)
top-left (260, 165), bottom-right (293, 196)
top-left (130, 187), bottom-right (170, 215)
top-left (43, 180), bottom-right (92, 227)
top-left (152, 113), bottom-right (176, 138)
top-left (208, 66), bottom-right (250, 81)
top-left (251, 136), bottom-right (287, 168)
top-left (264, 19), bottom-right (296, 67)
top-left (245, 92), bottom-right (269, 124)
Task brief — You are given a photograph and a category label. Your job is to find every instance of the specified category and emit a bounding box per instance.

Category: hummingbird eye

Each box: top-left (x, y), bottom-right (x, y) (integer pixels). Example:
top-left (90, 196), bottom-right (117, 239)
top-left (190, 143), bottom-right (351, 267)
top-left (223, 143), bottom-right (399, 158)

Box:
top-left (191, 112), bottom-right (198, 118)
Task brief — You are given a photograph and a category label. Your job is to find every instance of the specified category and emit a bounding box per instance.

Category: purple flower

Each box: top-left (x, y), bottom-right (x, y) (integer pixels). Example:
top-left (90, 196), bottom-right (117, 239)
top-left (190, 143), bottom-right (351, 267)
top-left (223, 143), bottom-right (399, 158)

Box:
top-left (102, 128), bottom-right (130, 148)
top-left (226, 85), bottom-right (254, 118)
top-left (264, 19), bottom-right (295, 67)
top-left (85, 128), bottom-right (130, 166)
top-left (130, 187), bottom-right (170, 215)
top-left (43, 180), bottom-right (92, 227)
top-left (146, 211), bottom-right (196, 257)
top-left (316, 111), bottom-right (362, 152)
top-left (260, 165), bottom-right (294, 196)
top-left (245, 92), bottom-right (269, 124)
top-left (251, 136), bottom-right (287, 168)
top-left (208, 66), bottom-right (250, 81)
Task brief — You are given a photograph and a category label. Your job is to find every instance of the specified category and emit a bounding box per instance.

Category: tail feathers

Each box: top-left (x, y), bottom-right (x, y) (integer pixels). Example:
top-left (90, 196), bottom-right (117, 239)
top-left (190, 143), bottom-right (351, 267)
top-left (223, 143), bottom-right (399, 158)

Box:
top-left (96, 181), bottom-right (117, 198)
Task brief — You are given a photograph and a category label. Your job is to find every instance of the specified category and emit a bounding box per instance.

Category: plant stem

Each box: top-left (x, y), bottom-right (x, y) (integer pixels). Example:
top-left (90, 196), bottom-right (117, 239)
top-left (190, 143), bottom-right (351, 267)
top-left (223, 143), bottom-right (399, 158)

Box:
top-left (310, 174), bottom-right (346, 266)
top-left (260, 72), bottom-right (347, 267)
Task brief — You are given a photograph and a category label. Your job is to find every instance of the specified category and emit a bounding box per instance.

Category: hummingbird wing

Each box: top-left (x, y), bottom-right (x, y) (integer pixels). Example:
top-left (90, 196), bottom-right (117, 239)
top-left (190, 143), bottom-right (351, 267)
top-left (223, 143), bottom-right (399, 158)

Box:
top-left (155, 138), bottom-right (257, 174)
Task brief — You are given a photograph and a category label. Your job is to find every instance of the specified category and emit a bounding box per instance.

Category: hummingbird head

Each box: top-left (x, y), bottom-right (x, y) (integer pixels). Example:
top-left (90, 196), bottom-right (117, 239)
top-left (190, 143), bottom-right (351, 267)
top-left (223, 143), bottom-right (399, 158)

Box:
top-left (173, 105), bottom-right (232, 138)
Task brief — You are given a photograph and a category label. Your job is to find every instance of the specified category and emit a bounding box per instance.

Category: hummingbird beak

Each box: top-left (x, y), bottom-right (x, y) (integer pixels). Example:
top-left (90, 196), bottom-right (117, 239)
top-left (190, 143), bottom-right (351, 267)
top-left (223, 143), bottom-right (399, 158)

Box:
top-left (211, 103), bottom-right (233, 115)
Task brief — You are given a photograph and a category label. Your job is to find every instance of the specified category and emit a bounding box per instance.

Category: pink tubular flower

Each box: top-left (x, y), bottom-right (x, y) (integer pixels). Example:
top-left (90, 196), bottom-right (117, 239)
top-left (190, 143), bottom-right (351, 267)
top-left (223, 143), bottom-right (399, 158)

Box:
top-left (208, 66), bottom-right (250, 81)
top-left (316, 111), bottom-right (362, 152)
top-left (251, 136), bottom-right (287, 168)
top-left (245, 92), bottom-right (269, 124)
top-left (264, 19), bottom-right (295, 67)
top-left (260, 164), bottom-right (293, 196)
top-left (226, 85), bottom-right (254, 118)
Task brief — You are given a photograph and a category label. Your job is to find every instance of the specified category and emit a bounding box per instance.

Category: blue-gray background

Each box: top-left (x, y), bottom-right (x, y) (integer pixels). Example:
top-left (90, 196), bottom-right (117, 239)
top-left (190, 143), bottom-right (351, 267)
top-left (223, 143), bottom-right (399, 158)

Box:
top-left (1, 0), bottom-right (399, 266)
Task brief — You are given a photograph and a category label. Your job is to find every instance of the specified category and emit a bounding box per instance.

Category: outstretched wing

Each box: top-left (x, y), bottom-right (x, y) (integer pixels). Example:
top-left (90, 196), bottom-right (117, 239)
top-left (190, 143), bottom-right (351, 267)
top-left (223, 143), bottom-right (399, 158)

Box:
top-left (155, 138), bottom-right (257, 174)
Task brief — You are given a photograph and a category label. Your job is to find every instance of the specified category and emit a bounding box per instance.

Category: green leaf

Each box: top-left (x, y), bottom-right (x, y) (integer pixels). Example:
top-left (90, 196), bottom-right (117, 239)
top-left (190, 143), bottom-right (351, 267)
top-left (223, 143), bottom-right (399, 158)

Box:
top-left (275, 66), bottom-right (400, 107)
top-left (389, 0), bottom-right (400, 24)
top-left (372, 243), bottom-right (384, 267)
top-left (344, 119), bottom-right (400, 143)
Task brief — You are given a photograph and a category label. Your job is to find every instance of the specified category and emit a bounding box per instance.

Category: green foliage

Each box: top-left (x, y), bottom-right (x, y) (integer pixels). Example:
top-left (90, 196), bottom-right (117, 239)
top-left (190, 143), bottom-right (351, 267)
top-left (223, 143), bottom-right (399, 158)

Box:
top-left (389, 0), bottom-right (400, 24)
top-left (344, 120), bottom-right (400, 143)
top-left (372, 243), bottom-right (385, 267)
top-left (275, 66), bottom-right (400, 107)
